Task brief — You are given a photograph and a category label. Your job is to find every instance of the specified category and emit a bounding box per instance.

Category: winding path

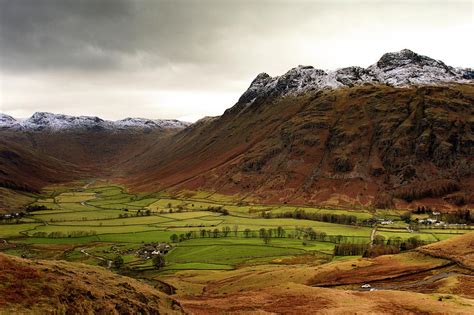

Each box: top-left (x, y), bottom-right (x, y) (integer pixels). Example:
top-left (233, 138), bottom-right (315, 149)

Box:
top-left (370, 225), bottom-right (377, 246)
top-left (80, 248), bottom-right (112, 268)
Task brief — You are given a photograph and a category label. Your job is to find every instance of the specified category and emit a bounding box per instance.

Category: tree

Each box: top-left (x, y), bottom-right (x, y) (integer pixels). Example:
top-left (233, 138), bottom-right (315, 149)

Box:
top-left (276, 226), bottom-right (285, 238)
top-left (233, 224), bottom-right (239, 237)
top-left (222, 226), bottom-right (231, 237)
top-left (244, 228), bottom-right (251, 238)
top-left (113, 255), bottom-right (124, 269)
top-left (152, 254), bottom-right (165, 269)
top-left (373, 235), bottom-right (386, 246)
top-left (170, 234), bottom-right (179, 243)
top-left (263, 234), bottom-right (271, 245)
top-left (401, 212), bottom-right (412, 223)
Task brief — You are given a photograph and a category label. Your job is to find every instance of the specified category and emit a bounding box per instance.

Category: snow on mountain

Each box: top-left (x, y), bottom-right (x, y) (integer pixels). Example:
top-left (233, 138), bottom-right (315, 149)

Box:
top-left (114, 117), bottom-right (190, 129)
top-left (0, 113), bottom-right (18, 129)
top-left (239, 49), bottom-right (473, 104)
top-left (0, 112), bottom-right (191, 132)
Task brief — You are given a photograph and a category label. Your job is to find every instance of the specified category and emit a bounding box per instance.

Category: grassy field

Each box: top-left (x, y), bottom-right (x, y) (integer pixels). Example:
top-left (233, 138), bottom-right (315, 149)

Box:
top-left (1, 182), bottom-right (469, 274)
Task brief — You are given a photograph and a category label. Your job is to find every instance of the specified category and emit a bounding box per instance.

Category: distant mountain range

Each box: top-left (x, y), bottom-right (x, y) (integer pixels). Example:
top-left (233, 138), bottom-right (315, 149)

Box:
top-left (1, 49), bottom-right (473, 211)
top-left (0, 112), bottom-right (191, 131)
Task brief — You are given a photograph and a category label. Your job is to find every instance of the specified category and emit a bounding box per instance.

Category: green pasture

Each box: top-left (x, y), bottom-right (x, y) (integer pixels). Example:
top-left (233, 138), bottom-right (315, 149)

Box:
top-left (0, 223), bottom-right (42, 238)
top-left (26, 224), bottom-right (158, 236)
top-left (166, 243), bottom-right (304, 266)
top-left (33, 210), bottom-right (125, 222)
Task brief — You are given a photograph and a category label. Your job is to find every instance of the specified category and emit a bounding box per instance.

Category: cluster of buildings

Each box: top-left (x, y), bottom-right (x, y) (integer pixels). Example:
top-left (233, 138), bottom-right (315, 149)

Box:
top-left (0, 212), bottom-right (24, 221)
top-left (101, 242), bottom-right (172, 260)
top-left (137, 243), bottom-right (172, 259)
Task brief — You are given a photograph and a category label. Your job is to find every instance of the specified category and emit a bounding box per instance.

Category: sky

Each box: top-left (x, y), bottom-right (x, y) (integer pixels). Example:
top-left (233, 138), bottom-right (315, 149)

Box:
top-left (0, 0), bottom-right (472, 122)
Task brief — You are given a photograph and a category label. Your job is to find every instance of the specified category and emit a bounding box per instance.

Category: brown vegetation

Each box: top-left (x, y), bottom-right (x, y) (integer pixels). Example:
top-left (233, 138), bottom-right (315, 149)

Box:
top-left (0, 253), bottom-right (182, 314)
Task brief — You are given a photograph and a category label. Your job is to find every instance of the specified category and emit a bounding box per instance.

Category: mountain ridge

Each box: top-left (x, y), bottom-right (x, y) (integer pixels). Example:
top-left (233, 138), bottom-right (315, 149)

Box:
top-left (235, 49), bottom-right (473, 112)
top-left (0, 112), bottom-right (191, 132)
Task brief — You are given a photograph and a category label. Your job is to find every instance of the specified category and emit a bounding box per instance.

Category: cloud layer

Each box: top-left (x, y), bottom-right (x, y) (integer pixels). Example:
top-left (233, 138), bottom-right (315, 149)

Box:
top-left (0, 0), bottom-right (472, 121)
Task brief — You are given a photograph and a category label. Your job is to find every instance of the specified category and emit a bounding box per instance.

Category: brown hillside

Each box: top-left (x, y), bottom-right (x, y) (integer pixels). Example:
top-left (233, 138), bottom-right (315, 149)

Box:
top-left (1, 84), bottom-right (472, 210)
top-left (119, 84), bottom-right (474, 210)
top-left (0, 253), bottom-right (183, 314)
top-left (0, 139), bottom-right (83, 193)
top-left (417, 231), bottom-right (474, 270)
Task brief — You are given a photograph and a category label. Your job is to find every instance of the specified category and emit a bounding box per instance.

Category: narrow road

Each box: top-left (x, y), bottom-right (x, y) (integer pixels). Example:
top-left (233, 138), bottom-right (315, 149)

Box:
top-left (370, 225), bottom-right (377, 246)
top-left (363, 272), bottom-right (474, 291)
top-left (82, 179), bottom-right (96, 190)
top-left (80, 248), bottom-right (112, 268)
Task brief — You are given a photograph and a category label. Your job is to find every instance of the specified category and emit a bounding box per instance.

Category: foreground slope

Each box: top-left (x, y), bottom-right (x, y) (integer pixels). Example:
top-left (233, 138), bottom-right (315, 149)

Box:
top-left (417, 231), bottom-right (474, 270)
top-left (167, 233), bottom-right (474, 314)
top-left (0, 253), bottom-right (182, 314)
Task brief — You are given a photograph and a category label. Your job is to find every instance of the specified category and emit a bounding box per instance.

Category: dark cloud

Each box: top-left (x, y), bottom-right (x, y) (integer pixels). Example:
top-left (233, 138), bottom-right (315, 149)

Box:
top-left (0, 0), bottom-right (327, 72)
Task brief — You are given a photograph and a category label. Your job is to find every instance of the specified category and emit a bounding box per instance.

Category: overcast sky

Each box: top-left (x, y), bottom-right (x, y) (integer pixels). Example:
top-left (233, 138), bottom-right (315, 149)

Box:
top-left (0, 0), bottom-right (472, 122)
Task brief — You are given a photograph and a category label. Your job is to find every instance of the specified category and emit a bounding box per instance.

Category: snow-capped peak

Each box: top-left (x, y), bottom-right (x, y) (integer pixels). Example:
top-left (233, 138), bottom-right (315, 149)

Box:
top-left (237, 49), bottom-right (473, 105)
top-left (0, 112), bottom-right (191, 132)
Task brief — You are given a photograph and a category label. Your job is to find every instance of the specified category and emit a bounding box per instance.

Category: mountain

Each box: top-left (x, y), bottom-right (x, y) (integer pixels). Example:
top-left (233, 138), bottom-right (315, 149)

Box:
top-left (1, 49), bottom-right (473, 210)
top-left (118, 50), bottom-right (474, 209)
top-left (0, 112), bottom-right (191, 132)
top-left (235, 49), bottom-right (473, 105)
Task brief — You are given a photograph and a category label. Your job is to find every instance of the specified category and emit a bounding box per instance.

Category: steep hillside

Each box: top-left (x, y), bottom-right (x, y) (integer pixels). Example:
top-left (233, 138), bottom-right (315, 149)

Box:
top-left (0, 138), bottom-right (83, 193)
top-left (0, 253), bottom-right (182, 314)
top-left (120, 83), bottom-right (474, 209)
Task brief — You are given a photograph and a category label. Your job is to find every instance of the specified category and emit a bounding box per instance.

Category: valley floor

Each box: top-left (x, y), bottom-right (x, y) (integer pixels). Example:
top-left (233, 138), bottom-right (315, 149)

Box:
top-left (1, 180), bottom-right (474, 313)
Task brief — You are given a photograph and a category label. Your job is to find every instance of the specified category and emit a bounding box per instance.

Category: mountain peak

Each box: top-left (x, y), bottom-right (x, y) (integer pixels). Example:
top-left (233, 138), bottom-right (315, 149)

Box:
top-left (375, 49), bottom-right (447, 70)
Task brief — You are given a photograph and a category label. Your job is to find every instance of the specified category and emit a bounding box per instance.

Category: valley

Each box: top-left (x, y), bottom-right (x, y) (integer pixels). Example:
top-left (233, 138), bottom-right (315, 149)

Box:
top-left (2, 180), bottom-right (474, 313)
top-left (1, 49), bottom-right (473, 313)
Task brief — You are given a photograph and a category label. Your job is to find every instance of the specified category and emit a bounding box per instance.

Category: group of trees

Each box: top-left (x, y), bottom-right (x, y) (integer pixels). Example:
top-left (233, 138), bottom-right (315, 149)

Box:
top-left (32, 230), bottom-right (97, 238)
top-left (412, 206), bottom-right (434, 215)
top-left (363, 245), bottom-right (400, 258)
top-left (168, 225), bottom-right (288, 244)
top-left (25, 205), bottom-right (49, 212)
top-left (334, 243), bottom-right (369, 256)
top-left (118, 209), bottom-right (151, 219)
top-left (441, 210), bottom-right (472, 224)
top-left (271, 210), bottom-right (358, 225)
top-left (169, 225), bottom-right (240, 242)
top-left (207, 206), bottom-right (230, 215)
top-left (334, 235), bottom-right (426, 257)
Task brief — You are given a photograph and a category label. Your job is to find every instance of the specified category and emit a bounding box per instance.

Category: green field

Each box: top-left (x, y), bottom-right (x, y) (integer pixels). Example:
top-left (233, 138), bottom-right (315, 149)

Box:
top-left (1, 183), bottom-right (469, 273)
